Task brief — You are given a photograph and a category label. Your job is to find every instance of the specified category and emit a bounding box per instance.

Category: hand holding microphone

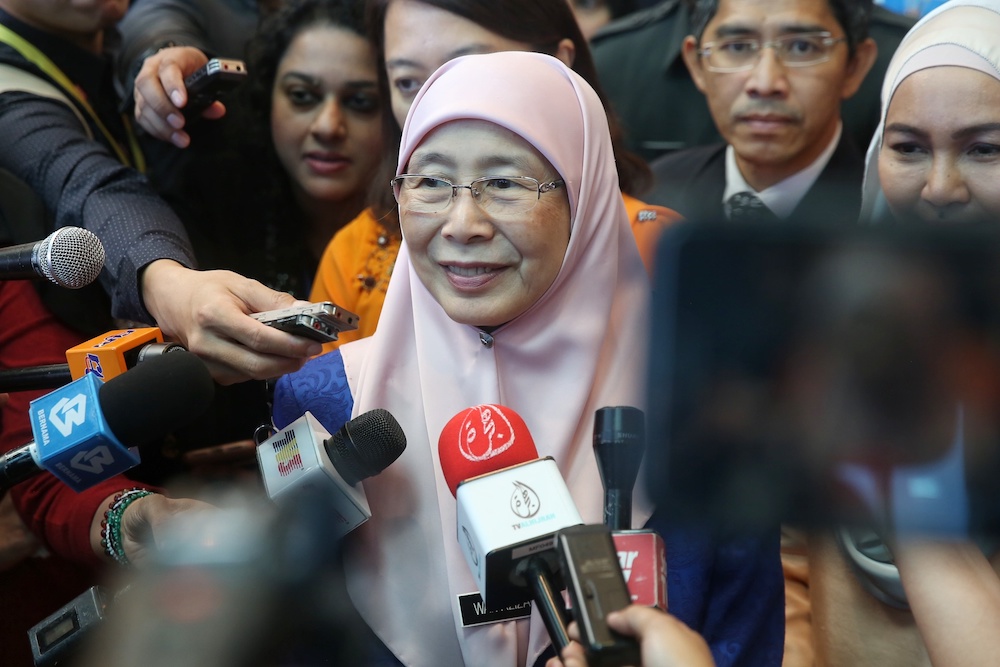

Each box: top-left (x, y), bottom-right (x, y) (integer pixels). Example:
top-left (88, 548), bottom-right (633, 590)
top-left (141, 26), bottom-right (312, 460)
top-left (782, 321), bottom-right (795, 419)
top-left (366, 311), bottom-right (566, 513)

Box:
top-left (548, 605), bottom-right (717, 667)
top-left (442, 404), bottom-right (646, 663)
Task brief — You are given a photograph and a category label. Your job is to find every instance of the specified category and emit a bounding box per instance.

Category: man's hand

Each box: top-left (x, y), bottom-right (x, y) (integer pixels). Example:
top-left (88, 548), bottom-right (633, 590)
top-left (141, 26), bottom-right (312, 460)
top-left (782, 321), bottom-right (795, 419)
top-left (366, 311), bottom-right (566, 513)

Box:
top-left (547, 606), bottom-right (716, 667)
top-left (141, 260), bottom-right (322, 385)
top-left (133, 46), bottom-right (227, 147)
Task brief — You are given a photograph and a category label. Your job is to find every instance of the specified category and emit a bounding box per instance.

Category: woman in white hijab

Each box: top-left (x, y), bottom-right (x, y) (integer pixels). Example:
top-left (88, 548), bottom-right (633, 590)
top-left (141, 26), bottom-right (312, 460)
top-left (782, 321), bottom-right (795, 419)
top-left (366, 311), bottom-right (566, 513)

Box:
top-left (829, 4), bottom-right (1000, 665)
top-left (273, 51), bottom-right (783, 667)
top-left (860, 0), bottom-right (1000, 225)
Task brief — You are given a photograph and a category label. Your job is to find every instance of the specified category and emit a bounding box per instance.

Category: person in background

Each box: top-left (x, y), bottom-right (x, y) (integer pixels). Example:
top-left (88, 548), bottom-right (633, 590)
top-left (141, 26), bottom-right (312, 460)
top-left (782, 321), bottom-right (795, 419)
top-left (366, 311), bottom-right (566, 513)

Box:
top-left (116, 0), bottom-right (278, 194)
top-left (0, 0), bottom-right (318, 385)
top-left (145, 0), bottom-right (384, 467)
top-left (861, 0), bottom-right (1000, 226)
top-left (308, 0), bottom-right (680, 352)
top-left (163, 0), bottom-right (382, 299)
top-left (643, 0), bottom-right (878, 226)
top-left (0, 279), bottom-right (213, 667)
top-left (590, 0), bottom-right (913, 162)
top-left (807, 3), bottom-right (1000, 666)
top-left (570, 0), bottom-right (641, 40)
top-left (273, 50), bottom-right (783, 667)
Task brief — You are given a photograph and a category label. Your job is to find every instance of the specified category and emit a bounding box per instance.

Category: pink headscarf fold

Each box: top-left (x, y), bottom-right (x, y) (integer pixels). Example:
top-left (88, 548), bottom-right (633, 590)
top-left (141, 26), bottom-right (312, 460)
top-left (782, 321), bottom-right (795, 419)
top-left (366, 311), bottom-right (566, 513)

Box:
top-left (339, 51), bottom-right (651, 667)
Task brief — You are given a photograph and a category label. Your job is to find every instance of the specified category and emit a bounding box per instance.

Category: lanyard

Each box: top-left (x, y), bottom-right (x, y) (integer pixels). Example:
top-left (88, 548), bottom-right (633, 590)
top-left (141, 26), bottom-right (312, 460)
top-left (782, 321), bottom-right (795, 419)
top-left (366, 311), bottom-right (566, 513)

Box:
top-left (0, 23), bottom-right (146, 172)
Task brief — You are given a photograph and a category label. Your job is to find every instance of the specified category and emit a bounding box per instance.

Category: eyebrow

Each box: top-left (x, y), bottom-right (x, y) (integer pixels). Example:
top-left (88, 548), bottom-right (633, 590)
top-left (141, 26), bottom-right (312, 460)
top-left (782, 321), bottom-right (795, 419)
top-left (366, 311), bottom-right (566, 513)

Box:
top-left (885, 122), bottom-right (1000, 141)
top-left (713, 22), bottom-right (832, 38)
top-left (953, 122), bottom-right (1000, 140)
top-left (386, 44), bottom-right (496, 71)
top-left (407, 151), bottom-right (536, 174)
top-left (279, 72), bottom-right (378, 89)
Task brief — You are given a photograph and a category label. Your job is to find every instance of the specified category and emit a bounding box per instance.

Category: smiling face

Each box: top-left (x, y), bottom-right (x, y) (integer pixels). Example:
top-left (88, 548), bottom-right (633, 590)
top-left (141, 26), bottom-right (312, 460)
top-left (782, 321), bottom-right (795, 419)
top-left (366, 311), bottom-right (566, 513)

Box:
top-left (682, 0), bottom-right (874, 190)
top-left (382, 0), bottom-right (537, 127)
top-left (878, 66), bottom-right (1000, 225)
top-left (270, 24), bottom-right (384, 208)
top-left (400, 120), bottom-right (571, 328)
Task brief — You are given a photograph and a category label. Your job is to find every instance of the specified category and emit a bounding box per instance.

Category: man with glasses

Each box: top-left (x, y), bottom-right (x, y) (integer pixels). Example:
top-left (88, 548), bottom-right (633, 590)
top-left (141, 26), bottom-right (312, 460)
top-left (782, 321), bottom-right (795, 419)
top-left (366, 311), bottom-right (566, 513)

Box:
top-left (591, 0), bottom-right (911, 163)
top-left (641, 0), bottom-right (878, 224)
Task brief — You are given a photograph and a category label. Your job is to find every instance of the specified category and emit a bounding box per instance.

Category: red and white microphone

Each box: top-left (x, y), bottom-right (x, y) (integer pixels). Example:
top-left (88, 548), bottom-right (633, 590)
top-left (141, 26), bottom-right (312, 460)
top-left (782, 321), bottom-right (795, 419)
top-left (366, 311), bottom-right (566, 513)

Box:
top-left (440, 404), bottom-right (583, 612)
top-left (594, 406), bottom-right (667, 610)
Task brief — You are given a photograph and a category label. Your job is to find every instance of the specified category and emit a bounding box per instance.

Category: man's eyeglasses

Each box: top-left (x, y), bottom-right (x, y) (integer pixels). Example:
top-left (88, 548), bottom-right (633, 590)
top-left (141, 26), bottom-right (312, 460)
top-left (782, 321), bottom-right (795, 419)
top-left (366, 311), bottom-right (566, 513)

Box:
top-left (697, 31), bottom-right (847, 73)
top-left (390, 175), bottom-right (565, 217)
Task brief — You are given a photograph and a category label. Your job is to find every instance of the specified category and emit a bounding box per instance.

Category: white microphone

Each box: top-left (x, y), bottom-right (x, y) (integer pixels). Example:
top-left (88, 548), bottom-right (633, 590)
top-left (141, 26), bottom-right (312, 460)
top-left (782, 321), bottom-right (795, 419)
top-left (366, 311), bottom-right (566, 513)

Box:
top-left (439, 405), bottom-right (582, 610)
top-left (0, 227), bottom-right (105, 288)
top-left (256, 410), bottom-right (406, 539)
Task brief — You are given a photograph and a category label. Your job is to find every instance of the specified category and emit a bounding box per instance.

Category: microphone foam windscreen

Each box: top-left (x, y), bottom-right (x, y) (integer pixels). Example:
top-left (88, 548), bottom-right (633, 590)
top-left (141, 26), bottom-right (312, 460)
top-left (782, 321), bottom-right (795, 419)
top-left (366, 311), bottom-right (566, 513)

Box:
top-left (438, 404), bottom-right (538, 496)
top-left (98, 350), bottom-right (215, 447)
top-left (38, 227), bottom-right (105, 289)
top-left (328, 408), bottom-right (407, 485)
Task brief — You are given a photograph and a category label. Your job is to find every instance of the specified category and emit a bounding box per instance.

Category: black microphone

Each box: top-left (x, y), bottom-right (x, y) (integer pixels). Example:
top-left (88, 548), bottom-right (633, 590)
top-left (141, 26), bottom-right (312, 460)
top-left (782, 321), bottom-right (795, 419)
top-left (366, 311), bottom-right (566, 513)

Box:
top-left (593, 406), bottom-right (645, 531)
top-left (0, 350), bottom-right (215, 492)
top-left (0, 226), bottom-right (105, 288)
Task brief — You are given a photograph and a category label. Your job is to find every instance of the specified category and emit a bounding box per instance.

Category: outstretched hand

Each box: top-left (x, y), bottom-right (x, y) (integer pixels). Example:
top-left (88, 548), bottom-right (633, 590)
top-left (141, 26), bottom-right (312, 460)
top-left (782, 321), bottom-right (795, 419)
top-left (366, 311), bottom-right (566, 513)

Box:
top-left (133, 46), bottom-right (227, 148)
top-left (546, 606), bottom-right (716, 667)
top-left (141, 260), bottom-right (322, 385)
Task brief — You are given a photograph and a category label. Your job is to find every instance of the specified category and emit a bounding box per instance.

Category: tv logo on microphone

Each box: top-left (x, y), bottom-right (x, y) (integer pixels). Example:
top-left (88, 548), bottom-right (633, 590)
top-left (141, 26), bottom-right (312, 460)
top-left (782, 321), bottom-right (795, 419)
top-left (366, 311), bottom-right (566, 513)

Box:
top-left (270, 430), bottom-right (304, 477)
top-left (49, 393), bottom-right (88, 437)
top-left (458, 404), bottom-right (516, 462)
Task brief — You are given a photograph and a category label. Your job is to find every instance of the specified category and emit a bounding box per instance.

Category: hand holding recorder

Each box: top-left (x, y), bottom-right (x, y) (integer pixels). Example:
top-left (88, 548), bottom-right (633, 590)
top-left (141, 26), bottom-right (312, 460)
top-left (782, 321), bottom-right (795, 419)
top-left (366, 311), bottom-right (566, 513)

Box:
top-left (132, 47), bottom-right (245, 148)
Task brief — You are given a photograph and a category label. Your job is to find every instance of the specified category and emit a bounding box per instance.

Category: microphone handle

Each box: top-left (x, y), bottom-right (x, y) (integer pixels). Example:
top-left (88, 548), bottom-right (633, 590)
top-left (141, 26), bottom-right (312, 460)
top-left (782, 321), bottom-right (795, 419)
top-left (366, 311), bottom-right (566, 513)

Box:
top-left (0, 364), bottom-right (73, 393)
top-left (523, 556), bottom-right (571, 653)
top-left (604, 489), bottom-right (633, 531)
top-left (0, 241), bottom-right (40, 279)
top-left (0, 446), bottom-right (40, 493)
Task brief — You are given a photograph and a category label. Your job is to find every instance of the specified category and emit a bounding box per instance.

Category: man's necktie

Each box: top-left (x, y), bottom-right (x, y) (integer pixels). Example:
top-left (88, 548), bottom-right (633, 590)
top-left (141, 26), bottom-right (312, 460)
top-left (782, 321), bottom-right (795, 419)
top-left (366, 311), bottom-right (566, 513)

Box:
top-left (725, 192), bottom-right (779, 222)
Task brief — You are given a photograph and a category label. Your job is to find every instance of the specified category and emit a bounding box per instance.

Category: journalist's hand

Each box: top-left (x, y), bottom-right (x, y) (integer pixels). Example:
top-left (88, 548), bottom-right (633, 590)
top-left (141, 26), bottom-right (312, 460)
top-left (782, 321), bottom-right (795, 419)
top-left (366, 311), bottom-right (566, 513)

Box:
top-left (133, 46), bottom-right (226, 148)
top-left (141, 260), bottom-right (321, 385)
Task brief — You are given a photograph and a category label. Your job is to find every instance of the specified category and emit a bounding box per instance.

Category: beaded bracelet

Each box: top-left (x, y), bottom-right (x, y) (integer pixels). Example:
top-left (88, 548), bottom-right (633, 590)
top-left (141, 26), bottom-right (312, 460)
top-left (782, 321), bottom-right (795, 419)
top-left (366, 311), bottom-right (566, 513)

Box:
top-left (100, 488), bottom-right (154, 566)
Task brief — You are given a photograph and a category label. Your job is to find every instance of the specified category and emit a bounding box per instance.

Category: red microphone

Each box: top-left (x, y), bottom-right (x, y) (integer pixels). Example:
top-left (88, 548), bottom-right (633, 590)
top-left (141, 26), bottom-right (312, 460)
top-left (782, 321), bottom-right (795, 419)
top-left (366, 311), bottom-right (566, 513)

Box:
top-left (439, 404), bottom-right (538, 496)
top-left (440, 404), bottom-right (582, 651)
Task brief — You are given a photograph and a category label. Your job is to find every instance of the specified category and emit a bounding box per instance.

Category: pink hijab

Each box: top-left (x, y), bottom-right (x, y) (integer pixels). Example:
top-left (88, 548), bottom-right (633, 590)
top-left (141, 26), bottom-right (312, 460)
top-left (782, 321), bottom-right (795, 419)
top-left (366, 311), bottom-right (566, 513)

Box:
top-left (339, 51), bottom-right (652, 666)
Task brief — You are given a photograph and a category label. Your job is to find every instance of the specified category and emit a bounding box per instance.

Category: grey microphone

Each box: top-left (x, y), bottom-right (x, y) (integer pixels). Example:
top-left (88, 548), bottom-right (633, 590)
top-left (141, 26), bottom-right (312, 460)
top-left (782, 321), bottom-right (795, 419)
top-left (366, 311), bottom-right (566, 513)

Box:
top-left (0, 226), bottom-right (105, 288)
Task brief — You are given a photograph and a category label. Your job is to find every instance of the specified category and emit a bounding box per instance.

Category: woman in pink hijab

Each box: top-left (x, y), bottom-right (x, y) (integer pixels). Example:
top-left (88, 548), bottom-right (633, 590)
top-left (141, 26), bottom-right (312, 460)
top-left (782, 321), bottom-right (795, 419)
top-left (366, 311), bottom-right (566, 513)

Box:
top-left (273, 51), bottom-right (782, 667)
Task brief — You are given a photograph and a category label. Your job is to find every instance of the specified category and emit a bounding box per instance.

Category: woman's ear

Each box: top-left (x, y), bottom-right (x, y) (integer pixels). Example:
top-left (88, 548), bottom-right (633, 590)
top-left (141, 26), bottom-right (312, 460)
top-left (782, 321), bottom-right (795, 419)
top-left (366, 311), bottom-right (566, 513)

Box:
top-left (554, 38), bottom-right (576, 68)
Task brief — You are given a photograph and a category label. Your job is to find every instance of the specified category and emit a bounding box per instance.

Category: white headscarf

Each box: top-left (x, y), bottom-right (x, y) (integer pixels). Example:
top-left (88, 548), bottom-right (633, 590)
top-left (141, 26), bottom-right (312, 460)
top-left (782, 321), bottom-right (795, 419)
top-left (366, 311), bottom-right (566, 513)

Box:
top-left (338, 51), bottom-right (652, 667)
top-left (859, 0), bottom-right (1000, 222)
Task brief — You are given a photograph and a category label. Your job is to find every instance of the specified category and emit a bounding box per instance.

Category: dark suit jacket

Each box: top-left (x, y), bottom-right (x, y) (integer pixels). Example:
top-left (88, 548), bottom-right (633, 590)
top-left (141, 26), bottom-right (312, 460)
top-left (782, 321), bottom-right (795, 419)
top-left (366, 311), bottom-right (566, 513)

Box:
top-left (644, 132), bottom-right (865, 226)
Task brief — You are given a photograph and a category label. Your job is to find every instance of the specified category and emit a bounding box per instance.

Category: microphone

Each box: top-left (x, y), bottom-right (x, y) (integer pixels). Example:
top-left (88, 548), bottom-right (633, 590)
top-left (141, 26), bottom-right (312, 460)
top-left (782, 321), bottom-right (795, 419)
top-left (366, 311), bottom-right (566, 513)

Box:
top-left (0, 350), bottom-right (215, 492)
top-left (593, 406), bottom-right (667, 609)
top-left (256, 409), bottom-right (406, 539)
top-left (593, 406), bottom-right (644, 531)
top-left (440, 404), bottom-right (582, 650)
top-left (0, 227), bottom-right (105, 288)
top-left (0, 327), bottom-right (183, 393)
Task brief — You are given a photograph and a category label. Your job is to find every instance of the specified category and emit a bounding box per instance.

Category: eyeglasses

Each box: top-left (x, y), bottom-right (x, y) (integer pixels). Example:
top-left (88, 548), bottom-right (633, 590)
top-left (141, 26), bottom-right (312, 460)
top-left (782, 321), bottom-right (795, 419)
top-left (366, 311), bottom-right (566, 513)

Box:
top-left (697, 31), bottom-right (847, 73)
top-left (390, 175), bottom-right (565, 217)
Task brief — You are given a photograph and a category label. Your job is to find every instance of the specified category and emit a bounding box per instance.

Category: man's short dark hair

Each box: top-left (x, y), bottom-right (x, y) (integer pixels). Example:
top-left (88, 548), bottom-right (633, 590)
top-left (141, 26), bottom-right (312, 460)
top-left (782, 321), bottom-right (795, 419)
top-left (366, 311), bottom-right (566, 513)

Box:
top-left (685, 0), bottom-right (873, 56)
